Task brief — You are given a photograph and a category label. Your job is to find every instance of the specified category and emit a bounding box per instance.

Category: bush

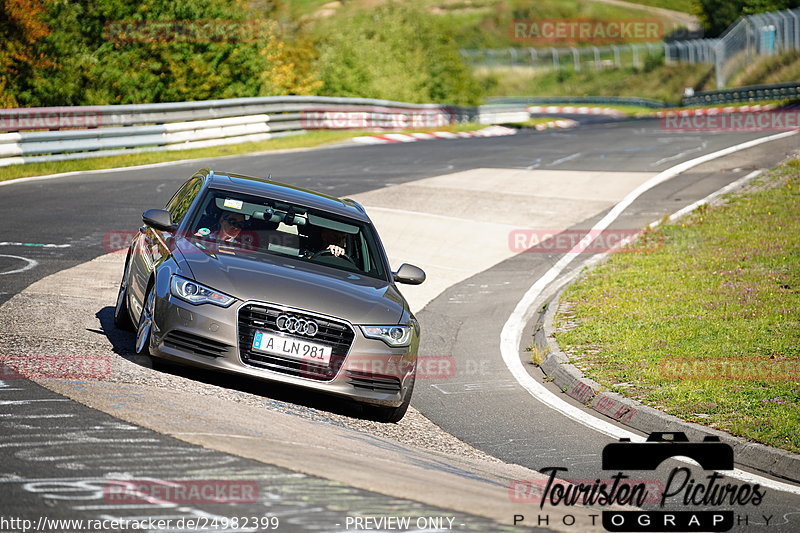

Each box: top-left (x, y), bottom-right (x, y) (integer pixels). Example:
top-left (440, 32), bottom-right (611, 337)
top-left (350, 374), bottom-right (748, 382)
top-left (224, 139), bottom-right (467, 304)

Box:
top-left (2, 0), bottom-right (320, 106)
top-left (313, 2), bottom-right (482, 105)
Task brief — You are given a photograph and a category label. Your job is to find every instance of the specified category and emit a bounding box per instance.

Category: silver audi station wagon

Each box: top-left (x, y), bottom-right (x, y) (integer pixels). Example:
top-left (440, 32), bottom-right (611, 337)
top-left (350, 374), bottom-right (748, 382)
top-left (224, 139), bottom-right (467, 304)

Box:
top-left (114, 169), bottom-right (425, 422)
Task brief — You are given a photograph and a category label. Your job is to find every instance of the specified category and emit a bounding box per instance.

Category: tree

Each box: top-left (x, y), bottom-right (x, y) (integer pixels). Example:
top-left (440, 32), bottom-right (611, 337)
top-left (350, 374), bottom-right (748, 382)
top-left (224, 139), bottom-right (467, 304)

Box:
top-left (695, 0), bottom-right (800, 37)
top-left (0, 0), bottom-right (52, 107)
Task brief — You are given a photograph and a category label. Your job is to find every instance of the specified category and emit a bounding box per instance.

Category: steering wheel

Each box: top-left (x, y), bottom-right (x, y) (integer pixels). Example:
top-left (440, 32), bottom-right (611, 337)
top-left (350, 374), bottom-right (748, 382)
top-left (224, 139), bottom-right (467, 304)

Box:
top-left (311, 249), bottom-right (357, 266)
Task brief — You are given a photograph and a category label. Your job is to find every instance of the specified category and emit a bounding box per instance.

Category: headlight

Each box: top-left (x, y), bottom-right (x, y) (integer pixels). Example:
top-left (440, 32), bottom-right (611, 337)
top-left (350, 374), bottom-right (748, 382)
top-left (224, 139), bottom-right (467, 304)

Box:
top-left (360, 325), bottom-right (412, 347)
top-left (170, 275), bottom-right (235, 307)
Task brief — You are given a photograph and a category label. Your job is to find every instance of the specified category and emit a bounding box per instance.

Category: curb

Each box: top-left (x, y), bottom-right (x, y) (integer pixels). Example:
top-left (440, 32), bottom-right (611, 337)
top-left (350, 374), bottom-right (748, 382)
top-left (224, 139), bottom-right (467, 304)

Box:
top-left (352, 125), bottom-right (516, 144)
top-left (527, 105), bottom-right (624, 117)
top-left (532, 291), bottom-right (800, 483)
top-left (350, 121), bottom-right (576, 145)
top-left (528, 169), bottom-right (800, 485)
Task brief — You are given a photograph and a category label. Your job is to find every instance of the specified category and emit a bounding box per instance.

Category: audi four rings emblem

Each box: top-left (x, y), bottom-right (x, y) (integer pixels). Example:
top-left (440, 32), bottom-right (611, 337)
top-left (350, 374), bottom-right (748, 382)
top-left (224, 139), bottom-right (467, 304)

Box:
top-left (276, 314), bottom-right (319, 337)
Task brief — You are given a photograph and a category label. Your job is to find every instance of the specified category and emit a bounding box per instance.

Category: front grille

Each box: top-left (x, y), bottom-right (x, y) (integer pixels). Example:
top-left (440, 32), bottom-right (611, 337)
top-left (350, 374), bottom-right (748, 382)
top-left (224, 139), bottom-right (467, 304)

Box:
top-left (347, 370), bottom-right (402, 393)
top-left (238, 303), bottom-right (355, 381)
top-left (163, 330), bottom-right (230, 358)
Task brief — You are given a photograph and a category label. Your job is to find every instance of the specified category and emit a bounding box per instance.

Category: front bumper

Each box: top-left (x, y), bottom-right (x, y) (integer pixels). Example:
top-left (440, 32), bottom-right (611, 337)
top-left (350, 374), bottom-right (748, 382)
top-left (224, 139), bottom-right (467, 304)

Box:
top-left (149, 293), bottom-right (417, 407)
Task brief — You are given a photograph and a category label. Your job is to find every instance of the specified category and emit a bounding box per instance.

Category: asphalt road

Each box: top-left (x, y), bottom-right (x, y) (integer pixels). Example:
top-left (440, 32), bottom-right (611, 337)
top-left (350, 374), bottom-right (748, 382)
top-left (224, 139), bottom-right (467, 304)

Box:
top-left (1, 117), bottom-right (798, 531)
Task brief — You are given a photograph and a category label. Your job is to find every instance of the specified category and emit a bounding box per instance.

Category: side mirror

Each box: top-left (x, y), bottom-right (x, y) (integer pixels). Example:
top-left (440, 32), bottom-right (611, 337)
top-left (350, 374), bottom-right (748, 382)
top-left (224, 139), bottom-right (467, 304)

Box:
top-left (393, 263), bottom-right (426, 285)
top-left (142, 209), bottom-right (176, 232)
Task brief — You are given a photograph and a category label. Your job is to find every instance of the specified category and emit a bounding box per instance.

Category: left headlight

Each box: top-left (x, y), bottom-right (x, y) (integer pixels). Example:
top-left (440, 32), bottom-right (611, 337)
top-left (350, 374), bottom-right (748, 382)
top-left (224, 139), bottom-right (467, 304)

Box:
top-left (360, 325), bottom-right (413, 347)
top-left (170, 275), bottom-right (235, 307)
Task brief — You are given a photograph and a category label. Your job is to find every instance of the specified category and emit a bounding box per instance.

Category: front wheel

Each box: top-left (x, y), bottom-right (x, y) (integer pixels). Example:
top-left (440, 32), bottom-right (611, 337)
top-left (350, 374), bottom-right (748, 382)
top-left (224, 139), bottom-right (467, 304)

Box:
top-left (365, 374), bottom-right (415, 423)
top-left (113, 260), bottom-right (134, 331)
top-left (135, 284), bottom-right (156, 356)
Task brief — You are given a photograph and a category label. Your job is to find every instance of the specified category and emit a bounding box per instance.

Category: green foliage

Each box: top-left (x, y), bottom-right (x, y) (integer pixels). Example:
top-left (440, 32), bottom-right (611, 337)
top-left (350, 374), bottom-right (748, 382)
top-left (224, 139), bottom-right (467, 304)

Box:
top-left (313, 2), bottom-right (482, 105)
top-left (478, 62), bottom-right (715, 104)
top-left (555, 161), bottom-right (800, 452)
top-left (3, 0), bottom-right (321, 106)
top-left (695, 0), bottom-right (800, 37)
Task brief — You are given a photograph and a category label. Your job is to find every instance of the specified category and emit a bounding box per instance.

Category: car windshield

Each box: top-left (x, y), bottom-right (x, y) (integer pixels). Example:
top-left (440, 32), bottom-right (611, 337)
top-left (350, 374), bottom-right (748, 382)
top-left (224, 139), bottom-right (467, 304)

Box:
top-left (185, 188), bottom-right (387, 280)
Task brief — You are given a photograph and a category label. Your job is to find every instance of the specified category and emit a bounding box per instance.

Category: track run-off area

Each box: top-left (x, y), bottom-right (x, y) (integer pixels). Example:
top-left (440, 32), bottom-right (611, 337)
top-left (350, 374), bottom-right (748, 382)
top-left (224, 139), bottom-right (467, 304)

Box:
top-left (0, 117), bottom-right (798, 532)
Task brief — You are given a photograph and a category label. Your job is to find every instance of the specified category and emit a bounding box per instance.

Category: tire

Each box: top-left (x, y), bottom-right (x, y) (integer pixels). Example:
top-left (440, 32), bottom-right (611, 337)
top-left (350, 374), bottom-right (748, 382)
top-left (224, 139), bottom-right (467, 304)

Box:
top-left (113, 259), bottom-right (134, 331)
top-left (365, 374), bottom-right (415, 423)
top-left (135, 283), bottom-right (156, 357)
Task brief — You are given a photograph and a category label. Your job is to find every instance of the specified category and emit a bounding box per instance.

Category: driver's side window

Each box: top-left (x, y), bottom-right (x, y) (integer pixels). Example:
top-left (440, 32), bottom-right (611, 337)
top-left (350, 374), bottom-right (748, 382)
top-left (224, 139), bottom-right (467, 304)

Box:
top-left (165, 177), bottom-right (202, 226)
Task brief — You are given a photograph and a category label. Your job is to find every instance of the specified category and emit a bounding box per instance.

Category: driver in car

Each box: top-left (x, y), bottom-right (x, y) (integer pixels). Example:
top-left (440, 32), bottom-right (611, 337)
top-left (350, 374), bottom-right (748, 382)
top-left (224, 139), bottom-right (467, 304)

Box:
top-left (194, 211), bottom-right (247, 243)
top-left (321, 227), bottom-right (346, 257)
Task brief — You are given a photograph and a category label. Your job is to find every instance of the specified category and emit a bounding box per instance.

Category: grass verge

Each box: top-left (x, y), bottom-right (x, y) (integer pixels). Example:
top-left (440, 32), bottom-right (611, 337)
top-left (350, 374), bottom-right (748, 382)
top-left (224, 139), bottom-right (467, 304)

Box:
top-left (0, 123), bottom-right (488, 183)
top-left (553, 157), bottom-right (800, 453)
top-left (479, 62), bottom-right (716, 104)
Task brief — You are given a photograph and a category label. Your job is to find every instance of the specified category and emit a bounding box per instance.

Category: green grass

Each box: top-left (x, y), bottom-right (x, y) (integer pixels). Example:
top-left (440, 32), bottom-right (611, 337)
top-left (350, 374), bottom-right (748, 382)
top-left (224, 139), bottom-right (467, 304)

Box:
top-left (0, 123), bottom-right (488, 183)
top-left (621, 0), bottom-right (697, 14)
top-left (301, 0), bottom-right (679, 50)
top-left (479, 62), bottom-right (716, 104)
top-left (554, 159), bottom-right (800, 452)
top-left (502, 116), bottom-right (574, 127)
top-left (729, 50), bottom-right (800, 88)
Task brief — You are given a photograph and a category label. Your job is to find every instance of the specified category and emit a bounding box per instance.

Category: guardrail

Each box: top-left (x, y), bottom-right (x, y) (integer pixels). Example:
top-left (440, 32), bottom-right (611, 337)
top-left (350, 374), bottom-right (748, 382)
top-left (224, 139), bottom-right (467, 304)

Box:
top-left (0, 96), bottom-right (499, 167)
top-left (681, 81), bottom-right (800, 106)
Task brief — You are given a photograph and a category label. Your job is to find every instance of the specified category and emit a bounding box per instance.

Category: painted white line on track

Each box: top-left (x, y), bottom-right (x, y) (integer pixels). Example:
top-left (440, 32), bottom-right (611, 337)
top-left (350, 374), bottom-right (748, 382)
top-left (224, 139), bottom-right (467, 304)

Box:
top-left (0, 242), bottom-right (71, 248)
top-left (549, 152), bottom-right (582, 166)
top-left (500, 130), bottom-right (800, 495)
top-left (0, 255), bottom-right (38, 276)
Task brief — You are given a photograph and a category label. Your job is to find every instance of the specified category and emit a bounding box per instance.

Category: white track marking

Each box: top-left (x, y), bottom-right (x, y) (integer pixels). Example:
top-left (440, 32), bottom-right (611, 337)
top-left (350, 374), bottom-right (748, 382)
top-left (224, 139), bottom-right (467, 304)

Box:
top-left (500, 130), bottom-right (800, 494)
top-left (549, 152), bottom-right (582, 166)
top-left (0, 255), bottom-right (38, 276)
top-left (0, 242), bottom-right (70, 248)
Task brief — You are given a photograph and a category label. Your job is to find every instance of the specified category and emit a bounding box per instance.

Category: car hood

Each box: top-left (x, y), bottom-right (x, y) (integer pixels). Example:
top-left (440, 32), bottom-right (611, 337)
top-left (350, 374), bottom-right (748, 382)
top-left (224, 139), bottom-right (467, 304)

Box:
top-left (173, 238), bottom-right (406, 325)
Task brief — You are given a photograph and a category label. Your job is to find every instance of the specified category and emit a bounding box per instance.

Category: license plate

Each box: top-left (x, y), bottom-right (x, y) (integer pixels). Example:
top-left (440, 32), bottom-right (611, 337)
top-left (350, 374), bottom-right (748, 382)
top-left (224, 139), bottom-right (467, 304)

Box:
top-left (251, 331), bottom-right (332, 365)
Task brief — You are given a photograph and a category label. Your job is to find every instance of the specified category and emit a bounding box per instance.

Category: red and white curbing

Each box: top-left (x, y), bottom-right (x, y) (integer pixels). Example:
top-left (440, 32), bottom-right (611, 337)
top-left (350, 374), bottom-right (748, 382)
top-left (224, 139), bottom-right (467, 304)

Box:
top-left (655, 104), bottom-right (776, 118)
top-left (351, 122), bottom-right (576, 145)
top-left (352, 125), bottom-right (515, 145)
top-left (527, 105), bottom-right (624, 117)
top-left (533, 118), bottom-right (578, 131)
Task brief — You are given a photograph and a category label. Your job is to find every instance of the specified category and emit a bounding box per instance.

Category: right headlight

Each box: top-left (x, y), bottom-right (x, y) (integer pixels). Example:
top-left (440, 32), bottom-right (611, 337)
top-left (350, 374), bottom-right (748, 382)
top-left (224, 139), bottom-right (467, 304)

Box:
top-left (170, 275), bottom-right (235, 307)
top-left (360, 325), bottom-right (413, 347)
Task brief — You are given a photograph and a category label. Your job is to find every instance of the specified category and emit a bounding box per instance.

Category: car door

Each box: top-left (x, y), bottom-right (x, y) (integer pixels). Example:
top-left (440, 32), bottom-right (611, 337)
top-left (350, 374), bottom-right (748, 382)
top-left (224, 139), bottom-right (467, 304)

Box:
top-left (128, 176), bottom-right (203, 320)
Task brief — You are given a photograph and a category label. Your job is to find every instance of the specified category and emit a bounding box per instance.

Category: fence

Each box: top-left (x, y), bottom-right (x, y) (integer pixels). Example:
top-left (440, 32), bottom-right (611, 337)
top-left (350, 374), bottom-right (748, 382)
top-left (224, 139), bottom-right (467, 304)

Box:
top-left (461, 8), bottom-right (800, 88)
top-left (461, 43), bottom-right (669, 71)
top-left (711, 8), bottom-right (800, 88)
top-left (0, 96), bottom-right (535, 167)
